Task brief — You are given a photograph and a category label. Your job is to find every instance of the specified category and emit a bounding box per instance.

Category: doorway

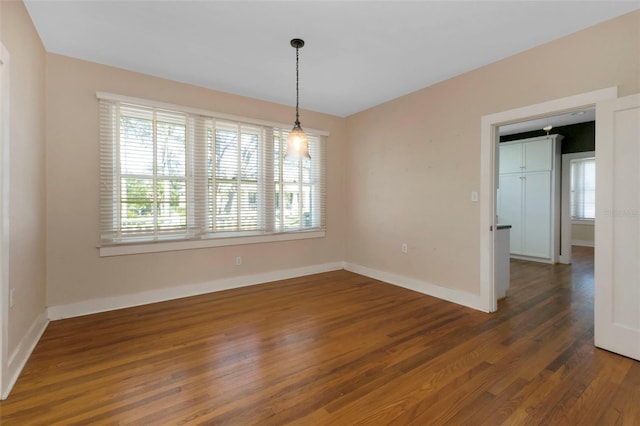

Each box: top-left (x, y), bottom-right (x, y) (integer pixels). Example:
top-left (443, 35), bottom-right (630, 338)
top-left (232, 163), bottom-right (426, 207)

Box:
top-left (479, 87), bottom-right (617, 312)
top-left (497, 110), bottom-right (596, 266)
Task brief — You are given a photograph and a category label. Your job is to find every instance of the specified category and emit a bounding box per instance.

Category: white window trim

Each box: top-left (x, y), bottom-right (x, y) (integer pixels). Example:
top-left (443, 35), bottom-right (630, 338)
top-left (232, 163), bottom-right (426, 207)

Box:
top-left (561, 150), bottom-right (596, 262)
top-left (99, 230), bottom-right (325, 257)
top-left (97, 92), bottom-right (329, 257)
top-left (572, 218), bottom-right (595, 226)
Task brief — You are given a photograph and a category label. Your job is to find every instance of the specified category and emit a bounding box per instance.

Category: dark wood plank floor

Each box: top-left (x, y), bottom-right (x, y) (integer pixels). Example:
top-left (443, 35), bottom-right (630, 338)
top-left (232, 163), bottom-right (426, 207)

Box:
top-left (1, 246), bottom-right (638, 425)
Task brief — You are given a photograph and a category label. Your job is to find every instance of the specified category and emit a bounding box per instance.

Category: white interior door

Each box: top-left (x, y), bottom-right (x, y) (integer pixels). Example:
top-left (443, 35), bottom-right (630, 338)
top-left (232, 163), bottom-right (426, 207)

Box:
top-left (595, 93), bottom-right (640, 361)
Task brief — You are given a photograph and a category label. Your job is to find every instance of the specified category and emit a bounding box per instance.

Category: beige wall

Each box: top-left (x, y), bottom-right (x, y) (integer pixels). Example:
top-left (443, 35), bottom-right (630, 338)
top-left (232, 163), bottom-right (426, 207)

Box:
top-left (26, 8), bottom-right (640, 311)
top-left (572, 223), bottom-right (595, 246)
top-left (1, 1), bottom-right (47, 353)
top-left (345, 11), bottom-right (640, 295)
top-left (45, 54), bottom-right (347, 307)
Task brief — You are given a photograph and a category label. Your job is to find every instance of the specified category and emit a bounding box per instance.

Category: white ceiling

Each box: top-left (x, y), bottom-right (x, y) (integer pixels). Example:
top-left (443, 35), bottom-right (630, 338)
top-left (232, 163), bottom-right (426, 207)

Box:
top-left (24, 1), bottom-right (640, 117)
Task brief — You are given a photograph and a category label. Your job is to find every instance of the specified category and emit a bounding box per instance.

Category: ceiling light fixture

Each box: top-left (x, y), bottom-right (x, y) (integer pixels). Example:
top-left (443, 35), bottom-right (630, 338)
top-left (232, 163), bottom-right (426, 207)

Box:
top-left (543, 125), bottom-right (553, 136)
top-left (285, 38), bottom-right (310, 160)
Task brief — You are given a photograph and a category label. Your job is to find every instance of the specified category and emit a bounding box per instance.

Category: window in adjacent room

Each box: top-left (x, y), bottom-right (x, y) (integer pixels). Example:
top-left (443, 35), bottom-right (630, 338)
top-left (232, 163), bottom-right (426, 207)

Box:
top-left (570, 157), bottom-right (595, 221)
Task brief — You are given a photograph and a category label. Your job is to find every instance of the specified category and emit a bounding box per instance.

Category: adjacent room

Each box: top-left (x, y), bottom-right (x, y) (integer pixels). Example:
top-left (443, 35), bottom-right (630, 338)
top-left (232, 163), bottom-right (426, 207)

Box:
top-left (1, 1), bottom-right (639, 424)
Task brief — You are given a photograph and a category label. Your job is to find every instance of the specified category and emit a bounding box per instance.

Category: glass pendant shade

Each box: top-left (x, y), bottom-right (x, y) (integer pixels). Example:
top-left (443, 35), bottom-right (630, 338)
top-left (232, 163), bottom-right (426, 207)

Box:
top-left (285, 123), bottom-right (310, 160)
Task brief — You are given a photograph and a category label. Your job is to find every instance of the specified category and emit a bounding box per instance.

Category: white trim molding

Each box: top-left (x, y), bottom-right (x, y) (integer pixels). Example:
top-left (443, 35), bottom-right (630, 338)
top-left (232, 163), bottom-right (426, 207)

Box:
top-left (572, 240), bottom-right (595, 248)
top-left (0, 42), bottom-right (10, 401)
top-left (344, 262), bottom-right (489, 313)
top-left (49, 261), bottom-right (344, 320)
top-left (3, 311), bottom-right (48, 400)
top-left (50, 260), bottom-right (494, 322)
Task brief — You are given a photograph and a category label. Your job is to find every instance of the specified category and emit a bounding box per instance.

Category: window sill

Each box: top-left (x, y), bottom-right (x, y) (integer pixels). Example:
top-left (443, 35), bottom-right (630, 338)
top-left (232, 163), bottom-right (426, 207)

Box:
top-left (571, 219), bottom-right (595, 226)
top-left (98, 230), bottom-right (325, 257)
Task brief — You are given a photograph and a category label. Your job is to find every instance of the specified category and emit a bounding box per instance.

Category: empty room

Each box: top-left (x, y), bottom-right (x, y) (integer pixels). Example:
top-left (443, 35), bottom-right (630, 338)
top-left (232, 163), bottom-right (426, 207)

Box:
top-left (0, 1), bottom-right (639, 424)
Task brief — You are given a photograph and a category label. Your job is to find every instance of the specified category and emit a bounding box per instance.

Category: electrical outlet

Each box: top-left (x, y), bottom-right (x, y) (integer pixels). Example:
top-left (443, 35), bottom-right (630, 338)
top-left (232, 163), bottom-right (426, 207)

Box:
top-left (235, 256), bottom-right (242, 266)
top-left (471, 191), bottom-right (479, 202)
top-left (10, 288), bottom-right (15, 308)
top-left (401, 243), bottom-right (408, 254)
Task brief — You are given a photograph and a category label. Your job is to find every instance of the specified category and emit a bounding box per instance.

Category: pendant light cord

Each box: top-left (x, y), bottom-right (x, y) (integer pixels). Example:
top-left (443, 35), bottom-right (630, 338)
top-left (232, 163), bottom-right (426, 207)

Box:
top-left (295, 46), bottom-right (300, 126)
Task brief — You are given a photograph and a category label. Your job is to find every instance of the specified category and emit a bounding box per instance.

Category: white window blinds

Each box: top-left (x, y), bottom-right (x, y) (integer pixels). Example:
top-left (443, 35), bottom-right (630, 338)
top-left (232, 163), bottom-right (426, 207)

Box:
top-left (99, 97), bottom-right (326, 245)
top-left (570, 157), bottom-right (596, 220)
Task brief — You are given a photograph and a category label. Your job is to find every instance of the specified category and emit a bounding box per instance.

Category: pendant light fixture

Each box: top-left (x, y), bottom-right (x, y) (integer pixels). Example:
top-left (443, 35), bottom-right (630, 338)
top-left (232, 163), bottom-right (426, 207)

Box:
top-left (285, 38), bottom-right (310, 160)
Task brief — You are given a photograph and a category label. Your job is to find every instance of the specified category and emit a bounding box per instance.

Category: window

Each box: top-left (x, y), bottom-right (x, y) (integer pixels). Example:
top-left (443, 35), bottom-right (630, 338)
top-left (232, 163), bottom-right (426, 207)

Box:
top-left (99, 95), bottom-right (326, 249)
top-left (570, 157), bottom-right (595, 220)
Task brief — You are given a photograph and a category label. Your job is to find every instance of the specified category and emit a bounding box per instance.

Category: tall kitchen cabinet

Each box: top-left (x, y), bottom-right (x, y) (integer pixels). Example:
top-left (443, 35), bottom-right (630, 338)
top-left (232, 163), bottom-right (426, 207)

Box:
top-left (497, 135), bottom-right (562, 263)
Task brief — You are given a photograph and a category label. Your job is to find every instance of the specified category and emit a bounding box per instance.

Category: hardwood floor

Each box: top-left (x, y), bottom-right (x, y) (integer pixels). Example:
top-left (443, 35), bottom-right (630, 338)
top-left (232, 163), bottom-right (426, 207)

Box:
top-left (1, 246), bottom-right (638, 425)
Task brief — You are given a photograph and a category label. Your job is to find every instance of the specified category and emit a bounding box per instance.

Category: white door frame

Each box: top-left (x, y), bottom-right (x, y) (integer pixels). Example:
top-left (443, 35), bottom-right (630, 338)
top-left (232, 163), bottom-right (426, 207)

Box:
top-left (479, 87), bottom-right (618, 312)
top-left (0, 42), bottom-right (9, 399)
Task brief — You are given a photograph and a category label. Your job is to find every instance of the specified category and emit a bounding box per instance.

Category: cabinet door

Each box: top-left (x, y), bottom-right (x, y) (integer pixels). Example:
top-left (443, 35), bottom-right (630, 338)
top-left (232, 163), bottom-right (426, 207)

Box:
top-left (499, 143), bottom-right (523, 174)
top-left (498, 174), bottom-right (523, 255)
top-left (522, 171), bottom-right (551, 258)
top-left (524, 139), bottom-right (552, 172)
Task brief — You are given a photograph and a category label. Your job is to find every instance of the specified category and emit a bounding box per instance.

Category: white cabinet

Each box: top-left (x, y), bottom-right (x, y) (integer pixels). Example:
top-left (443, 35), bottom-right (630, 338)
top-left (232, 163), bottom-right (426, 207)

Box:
top-left (499, 138), bottom-right (553, 174)
top-left (497, 135), bottom-right (562, 263)
top-left (522, 171), bottom-right (552, 258)
top-left (498, 174), bottom-right (523, 253)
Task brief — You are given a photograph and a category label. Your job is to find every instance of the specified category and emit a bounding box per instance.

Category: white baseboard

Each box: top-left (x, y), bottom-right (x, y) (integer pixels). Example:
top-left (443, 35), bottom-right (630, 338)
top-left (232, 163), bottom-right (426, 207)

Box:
top-left (3, 310), bottom-right (49, 399)
top-left (509, 254), bottom-right (554, 264)
top-left (48, 261), bottom-right (345, 320)
top-left (572, 240), bottom-right (595, 247)
top-left (344, 262), bottom-right (488, 312)
top-left (48, 260), bottom-right (488, 321)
